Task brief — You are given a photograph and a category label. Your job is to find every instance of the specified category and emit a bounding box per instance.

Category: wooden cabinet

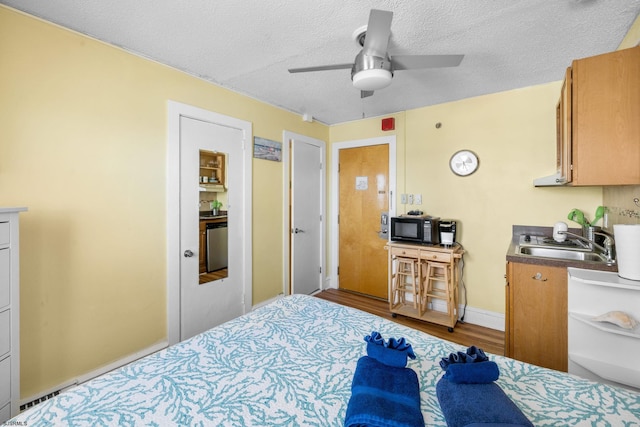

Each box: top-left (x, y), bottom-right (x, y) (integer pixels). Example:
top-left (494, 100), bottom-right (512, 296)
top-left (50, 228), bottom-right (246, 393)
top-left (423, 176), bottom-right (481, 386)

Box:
top-left (0, 207), bottom-right (26, 422)
top-left (199, 221), bottom-right (207, 274)
top-left (559, 46), bottom-right (640, 186)
top-left (199, 150), bottom-right (226, 191)
top-left (388, 242), bottom-right (464, 330)
top-left (556, 67), bottom-right (572, 183)
top-left (505, 262), bottom-right (567, 371)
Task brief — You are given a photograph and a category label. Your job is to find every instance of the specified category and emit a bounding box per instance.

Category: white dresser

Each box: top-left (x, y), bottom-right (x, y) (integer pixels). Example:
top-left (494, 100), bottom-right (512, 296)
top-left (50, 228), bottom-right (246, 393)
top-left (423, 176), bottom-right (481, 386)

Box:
top-left (0, 207), bottom-right (27, 422)
top-left (568, 267), bottom-right (640, 391)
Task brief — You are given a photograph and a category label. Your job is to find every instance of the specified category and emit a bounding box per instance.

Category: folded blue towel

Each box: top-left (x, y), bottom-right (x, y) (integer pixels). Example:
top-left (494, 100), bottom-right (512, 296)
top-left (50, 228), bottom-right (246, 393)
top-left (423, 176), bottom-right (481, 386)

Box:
top-left (345, 356), bottom-right (423, 427)
top-left (365, 331), bottom-right (416, 368)
top-left (442, 361), bottom-right (500, 384)
top-left (436, 377), bottom-right (533, 427)
top-left (439, 345), bottom-right (488, 370)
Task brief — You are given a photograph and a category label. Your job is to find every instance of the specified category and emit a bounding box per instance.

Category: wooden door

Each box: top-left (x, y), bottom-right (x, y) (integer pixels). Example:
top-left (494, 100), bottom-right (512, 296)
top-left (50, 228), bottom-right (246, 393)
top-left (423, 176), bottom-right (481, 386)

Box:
top-left (338, 144), bottom-right (389, 299)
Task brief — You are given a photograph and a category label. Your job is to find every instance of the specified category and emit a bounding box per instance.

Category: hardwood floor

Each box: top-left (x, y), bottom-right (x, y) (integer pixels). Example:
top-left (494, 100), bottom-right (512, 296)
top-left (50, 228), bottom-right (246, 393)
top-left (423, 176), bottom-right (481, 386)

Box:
top-left (314, 288), bottom-right (505, 355)
top-left (199, 269), bottom-right (228, 284)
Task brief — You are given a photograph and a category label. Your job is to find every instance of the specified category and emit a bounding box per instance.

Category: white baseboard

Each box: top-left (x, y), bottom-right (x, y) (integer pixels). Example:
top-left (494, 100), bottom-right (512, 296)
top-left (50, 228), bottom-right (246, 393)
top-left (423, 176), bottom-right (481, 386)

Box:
top-left (21, 340), bottom-right (168, 408)
top-left (76, 340), bottom-right (168, 384)
top-left (459, 304), bottom-right (505, 332)
top-left (426, 299), bottom-right (504, 331)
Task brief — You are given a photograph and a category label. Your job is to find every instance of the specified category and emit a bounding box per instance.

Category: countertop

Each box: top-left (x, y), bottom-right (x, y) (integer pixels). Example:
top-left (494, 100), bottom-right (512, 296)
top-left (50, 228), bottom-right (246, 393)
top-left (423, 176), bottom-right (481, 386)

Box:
top-left (506, 225), bottom-right (618, 273)
top-left (387, 240), bottom-right (465, 254)
top-left (199, 210), bottom-right (228, 221)
top-left (199, 215), bottom-right (227, 221)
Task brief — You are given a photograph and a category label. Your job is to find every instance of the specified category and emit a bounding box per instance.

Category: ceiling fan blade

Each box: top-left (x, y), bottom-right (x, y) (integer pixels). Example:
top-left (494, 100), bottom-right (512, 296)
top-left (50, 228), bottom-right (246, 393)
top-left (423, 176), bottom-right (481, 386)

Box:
top-left (391, 54), bottom-right (464, 70)
top-left (361, 90), bottom-right (374, 98)
top-left (362, 9), bottom-right (393, 57)
top-left (288, 63), bottom-right (353, 73)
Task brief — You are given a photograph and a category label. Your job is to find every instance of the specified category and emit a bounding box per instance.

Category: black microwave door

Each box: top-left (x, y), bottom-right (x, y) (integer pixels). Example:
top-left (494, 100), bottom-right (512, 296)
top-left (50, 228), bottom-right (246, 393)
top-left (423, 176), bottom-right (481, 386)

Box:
top-left (391, 218), bottom-right (422, 242)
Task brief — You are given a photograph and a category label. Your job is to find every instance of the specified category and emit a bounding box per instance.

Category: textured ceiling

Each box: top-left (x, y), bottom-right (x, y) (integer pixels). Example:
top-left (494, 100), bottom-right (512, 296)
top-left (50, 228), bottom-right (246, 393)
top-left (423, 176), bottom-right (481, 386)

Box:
top-left (2, 1), bottom-right (639, 124)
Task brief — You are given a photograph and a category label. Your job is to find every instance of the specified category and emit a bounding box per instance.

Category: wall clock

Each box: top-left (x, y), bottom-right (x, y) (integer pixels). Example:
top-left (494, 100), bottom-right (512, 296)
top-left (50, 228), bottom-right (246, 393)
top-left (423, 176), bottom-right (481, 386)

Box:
top-left (449, 150), bottom-right (479, 176)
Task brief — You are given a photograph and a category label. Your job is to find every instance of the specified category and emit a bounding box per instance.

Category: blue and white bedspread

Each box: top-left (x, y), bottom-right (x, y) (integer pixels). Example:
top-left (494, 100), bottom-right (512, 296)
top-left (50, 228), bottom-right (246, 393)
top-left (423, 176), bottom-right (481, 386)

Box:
top-left (12, 295), bottom-right (640, 426)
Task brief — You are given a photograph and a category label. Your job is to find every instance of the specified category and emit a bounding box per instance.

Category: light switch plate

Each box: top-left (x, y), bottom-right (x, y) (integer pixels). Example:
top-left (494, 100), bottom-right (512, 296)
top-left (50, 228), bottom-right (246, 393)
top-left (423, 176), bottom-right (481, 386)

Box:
top-left (408, 194), bottom-right (414, 204)
top-left (401, 194), bottom-right (407, 204)
top-left (415, 194), bottom-right (422, 205)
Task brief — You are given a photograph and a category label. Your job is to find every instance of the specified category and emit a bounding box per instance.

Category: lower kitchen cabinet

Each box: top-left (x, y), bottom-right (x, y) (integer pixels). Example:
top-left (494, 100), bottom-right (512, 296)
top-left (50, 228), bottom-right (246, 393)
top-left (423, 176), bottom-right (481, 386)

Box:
top-left (505, 262), bottom-right (567, 371)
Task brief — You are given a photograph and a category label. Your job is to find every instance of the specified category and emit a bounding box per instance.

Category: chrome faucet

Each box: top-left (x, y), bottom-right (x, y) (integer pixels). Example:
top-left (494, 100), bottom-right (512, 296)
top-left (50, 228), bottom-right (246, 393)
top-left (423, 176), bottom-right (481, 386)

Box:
top-left (558, 230), bottom-right (616, 264)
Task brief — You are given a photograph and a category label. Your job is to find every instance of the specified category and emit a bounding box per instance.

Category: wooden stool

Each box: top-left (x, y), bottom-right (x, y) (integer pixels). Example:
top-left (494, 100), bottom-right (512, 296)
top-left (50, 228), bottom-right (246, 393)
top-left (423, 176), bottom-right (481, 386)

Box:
top-left (421, 261), bottom-right (451, 315)
top-left (392, 257), bottom-right (420, 309)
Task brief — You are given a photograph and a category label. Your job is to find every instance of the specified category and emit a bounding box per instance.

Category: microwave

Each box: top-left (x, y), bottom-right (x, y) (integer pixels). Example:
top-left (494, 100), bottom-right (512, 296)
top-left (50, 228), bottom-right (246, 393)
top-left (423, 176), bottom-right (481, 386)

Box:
top-left (390, 216), bottom-right (440, 244)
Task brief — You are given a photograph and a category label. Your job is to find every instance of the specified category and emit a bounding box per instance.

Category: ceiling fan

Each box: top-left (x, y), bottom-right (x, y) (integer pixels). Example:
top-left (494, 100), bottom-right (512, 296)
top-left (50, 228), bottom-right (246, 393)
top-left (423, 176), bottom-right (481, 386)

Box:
top-left (288, 9), bottom-right (464, 98)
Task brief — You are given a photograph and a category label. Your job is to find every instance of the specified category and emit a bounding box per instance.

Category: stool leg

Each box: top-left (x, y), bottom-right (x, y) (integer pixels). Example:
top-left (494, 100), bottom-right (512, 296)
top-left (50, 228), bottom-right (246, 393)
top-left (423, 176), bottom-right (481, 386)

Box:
top-left (392, 258), bottom-right (402, 305)
top-left (411, 261), bottom-right (420, 309)
top-left (424, 262), bottom-right (433, 313)
top-left (418, 262), bottom-right (424, 314)
top-left (443, 265), bottom-right (451, 314)
top-left (394, 258), bottom-right (408, 305)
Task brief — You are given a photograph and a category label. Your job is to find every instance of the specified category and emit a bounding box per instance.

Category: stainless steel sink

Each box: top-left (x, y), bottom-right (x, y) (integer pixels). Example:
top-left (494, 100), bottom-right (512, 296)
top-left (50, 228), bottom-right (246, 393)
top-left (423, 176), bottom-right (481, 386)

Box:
top-left (517, 246), bottom-right (607, 262)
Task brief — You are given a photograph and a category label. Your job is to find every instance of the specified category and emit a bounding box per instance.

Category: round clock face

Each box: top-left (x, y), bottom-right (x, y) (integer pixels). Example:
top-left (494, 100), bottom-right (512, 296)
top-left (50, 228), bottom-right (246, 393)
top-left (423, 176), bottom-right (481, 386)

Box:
top-left (449, 150), bottom-right (479, 176)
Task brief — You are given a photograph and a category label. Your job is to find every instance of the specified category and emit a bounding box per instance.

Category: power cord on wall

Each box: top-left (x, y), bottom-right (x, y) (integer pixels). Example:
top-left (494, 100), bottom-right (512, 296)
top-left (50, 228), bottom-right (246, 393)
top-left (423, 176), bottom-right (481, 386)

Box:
top-left (455, 242), bottom-right (467, 323)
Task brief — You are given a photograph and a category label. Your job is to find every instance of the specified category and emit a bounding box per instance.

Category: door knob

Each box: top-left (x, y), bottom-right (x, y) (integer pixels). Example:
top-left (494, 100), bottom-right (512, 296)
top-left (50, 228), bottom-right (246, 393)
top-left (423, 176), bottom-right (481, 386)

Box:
top-left (293, 228), bottom-right (305, 234)
top-left (184, 250), bottom-right (194, 258)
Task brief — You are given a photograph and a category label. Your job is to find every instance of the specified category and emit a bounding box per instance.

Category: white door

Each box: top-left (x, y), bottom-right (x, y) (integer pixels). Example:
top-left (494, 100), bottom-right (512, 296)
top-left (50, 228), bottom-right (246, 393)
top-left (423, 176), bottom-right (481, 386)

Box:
top-left (180, 117), bottom-right (244, 340)
top-left (167, 101), bottom-right (252, 346)
top-left (291, 140), bottom-right (323, 295)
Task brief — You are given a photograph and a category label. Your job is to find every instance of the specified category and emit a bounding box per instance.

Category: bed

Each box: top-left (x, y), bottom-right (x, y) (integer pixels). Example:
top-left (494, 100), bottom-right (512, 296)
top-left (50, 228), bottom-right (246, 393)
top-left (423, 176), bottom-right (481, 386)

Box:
top-left (11, 295), bottom-right (640, 426)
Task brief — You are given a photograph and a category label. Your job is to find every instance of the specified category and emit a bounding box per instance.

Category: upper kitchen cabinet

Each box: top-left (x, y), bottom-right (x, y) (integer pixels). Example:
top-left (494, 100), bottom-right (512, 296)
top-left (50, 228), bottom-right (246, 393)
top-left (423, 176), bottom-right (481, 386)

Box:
top-left (559, 46), bottom-right (640, 186)
top-left (199, 150), bottom-right (226, 192)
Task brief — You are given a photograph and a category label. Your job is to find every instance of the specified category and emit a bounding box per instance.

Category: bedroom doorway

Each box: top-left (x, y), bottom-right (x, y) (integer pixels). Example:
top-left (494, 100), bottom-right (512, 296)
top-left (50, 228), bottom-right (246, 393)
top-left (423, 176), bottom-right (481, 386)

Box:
top-left (283, 131), bottom-right (326, 296)
top-left (167, 101), bottom-right (253, 345)
top-left (330, 136), bottom-right (396, 299)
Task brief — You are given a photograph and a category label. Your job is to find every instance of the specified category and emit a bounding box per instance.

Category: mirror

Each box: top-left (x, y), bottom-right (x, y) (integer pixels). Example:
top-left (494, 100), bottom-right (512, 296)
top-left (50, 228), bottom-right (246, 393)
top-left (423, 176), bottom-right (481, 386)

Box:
top-left (198, 150), bottom-right (228, 284)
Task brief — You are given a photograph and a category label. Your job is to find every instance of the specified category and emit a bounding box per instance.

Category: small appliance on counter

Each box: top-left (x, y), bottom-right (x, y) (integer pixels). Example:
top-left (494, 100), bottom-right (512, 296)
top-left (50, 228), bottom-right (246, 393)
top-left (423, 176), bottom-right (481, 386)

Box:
top-left (613, 224), bottom-right (640, 281)
top-left (423, 216), bottom-right (440, 244)
top-left (439, 220), bottom-right (457, 246)
top-left (390, 215), bottom-right (440, 244)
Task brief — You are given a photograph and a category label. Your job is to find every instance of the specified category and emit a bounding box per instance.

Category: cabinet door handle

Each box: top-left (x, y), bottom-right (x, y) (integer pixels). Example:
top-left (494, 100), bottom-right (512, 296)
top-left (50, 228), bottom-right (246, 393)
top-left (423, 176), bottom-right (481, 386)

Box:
top-left (532, 272), bottom-right (547, 281)
top-left (184, 250), bottom-right (194, 258)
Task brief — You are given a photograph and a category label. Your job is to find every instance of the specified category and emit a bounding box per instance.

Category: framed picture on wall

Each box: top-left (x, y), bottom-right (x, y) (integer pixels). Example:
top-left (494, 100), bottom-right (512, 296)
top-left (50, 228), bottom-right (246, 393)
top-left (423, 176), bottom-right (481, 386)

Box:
top-left (253, 137), bottom-right (282, 162)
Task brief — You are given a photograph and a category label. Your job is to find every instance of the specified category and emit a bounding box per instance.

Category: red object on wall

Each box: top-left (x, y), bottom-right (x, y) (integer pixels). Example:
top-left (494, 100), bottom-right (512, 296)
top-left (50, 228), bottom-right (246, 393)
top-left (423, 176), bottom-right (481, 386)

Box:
top-left (381, 117), bottom-right (395, 131)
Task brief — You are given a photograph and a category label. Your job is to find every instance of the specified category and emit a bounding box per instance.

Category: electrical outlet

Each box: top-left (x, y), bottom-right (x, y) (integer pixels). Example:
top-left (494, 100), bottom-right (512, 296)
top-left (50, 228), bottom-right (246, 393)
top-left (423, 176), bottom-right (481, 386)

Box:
top-left (408, 194), bottom-right (414, 204)
top-left (415, 194), bottom-right (422, 205)
top-left (400, 194), bottom-right (407, 204)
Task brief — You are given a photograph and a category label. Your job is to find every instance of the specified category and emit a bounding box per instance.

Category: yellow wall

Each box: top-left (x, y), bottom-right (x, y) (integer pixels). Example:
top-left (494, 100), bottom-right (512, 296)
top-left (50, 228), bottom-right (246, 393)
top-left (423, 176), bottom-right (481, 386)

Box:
top-left (618, 13), bottom-right (640, 49)
top-left (0, 6), bottom-right (327, 398)
top-left (331, 85), bottom-right (602, 313)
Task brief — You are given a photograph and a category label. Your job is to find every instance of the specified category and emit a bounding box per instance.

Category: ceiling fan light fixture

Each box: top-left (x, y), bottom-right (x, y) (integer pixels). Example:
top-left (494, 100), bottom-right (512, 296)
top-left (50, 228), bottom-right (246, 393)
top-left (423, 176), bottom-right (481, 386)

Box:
top-left (352, 69), bottom-right (392, 91)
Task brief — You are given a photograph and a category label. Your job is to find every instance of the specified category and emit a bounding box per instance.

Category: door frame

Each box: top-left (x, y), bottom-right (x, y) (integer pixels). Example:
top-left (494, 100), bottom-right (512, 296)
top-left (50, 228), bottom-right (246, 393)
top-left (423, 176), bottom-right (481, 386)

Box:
top-left (167, 101), bottom-right (253, 345)
top-left (282, 131), bottom-right (327, 295)
top-left (330, 135), bottom-right (396, 289)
